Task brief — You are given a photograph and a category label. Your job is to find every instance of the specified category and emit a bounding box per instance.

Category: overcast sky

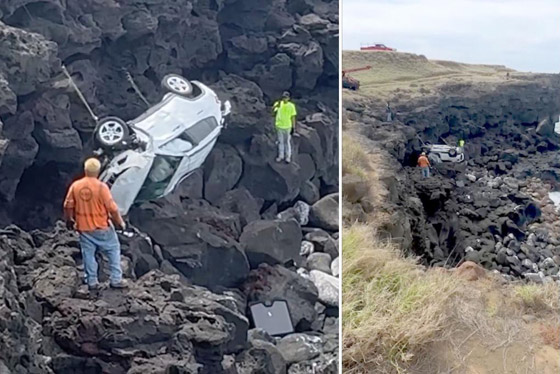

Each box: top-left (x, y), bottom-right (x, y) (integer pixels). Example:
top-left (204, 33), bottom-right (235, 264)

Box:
top-left (342, 0), bottom-right (560, 73)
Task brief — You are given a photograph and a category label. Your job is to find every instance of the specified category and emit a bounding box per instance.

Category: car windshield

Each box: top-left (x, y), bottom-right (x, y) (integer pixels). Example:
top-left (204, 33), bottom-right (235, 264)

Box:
top-left (180, 117), bottom-right (219, 145)
top-left (136, 154), bottom-right (182, 202)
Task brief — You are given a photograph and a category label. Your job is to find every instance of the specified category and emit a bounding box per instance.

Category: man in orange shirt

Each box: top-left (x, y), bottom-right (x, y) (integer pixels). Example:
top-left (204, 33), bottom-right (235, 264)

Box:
top-left (417, 152), bottom-right (431, 178)
top-left (64, 158), bottom-right (127, 290)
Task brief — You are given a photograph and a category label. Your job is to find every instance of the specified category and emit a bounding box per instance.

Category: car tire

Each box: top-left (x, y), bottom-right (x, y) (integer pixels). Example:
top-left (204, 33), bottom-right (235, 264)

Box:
top-left (162, 74), bottom-right (193, 96)
top-left (94, 117), bottom-right (130, 148)
top-left (448, 148), bottom-right (457, 157)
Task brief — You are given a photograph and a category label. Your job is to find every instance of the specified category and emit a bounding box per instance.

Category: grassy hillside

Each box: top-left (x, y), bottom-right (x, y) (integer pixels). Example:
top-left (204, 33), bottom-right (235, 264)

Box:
top-left (342, 51), bottom-right (517, 99)
top-left (341, 58), bottom-right (560, 372)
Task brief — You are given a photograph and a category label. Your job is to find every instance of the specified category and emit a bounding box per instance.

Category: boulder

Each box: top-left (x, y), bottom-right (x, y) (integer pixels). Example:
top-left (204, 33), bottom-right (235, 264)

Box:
top-left (277, 201), bottom-right (310, 226)
top-left (243, 264), bottom-right (318, 330)
top-left (244, 53), bottom-right (293, 99)
top-left (309, 194), bottom-right (339, 231)
top-left (299, 180), bottom-right (321, 204)
top-left (235, 340), bottom-right (287, 374)
top-left (240, 219), bottom-right (303, 268)
top-left (308, 270), bottom-right (339, 307)
top-left (278, 42), bottom-right (323, 90)
top-left (536, 117), bottom-right (554, 137)
top-left (217, 188), bottom-right (263, 227)
top-left (210, 74), bottom-right (267, 144)
top-left (304, 229), bottom-right (339, 259)
top-left (131, 208), bottom-right (249, 289)
top-left (306, 253), bottom-right (332, 274)
top-left (277, 334), bottom-right (323, 364)
top-left (331, 257), bottom-right (339, 277)
top-left (204, 144), bottom-right (243, 204)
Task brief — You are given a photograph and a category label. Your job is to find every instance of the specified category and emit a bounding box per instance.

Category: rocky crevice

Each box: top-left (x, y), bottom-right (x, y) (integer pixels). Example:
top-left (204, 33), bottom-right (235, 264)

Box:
top-left (344, 76), bottom-right (560, 283)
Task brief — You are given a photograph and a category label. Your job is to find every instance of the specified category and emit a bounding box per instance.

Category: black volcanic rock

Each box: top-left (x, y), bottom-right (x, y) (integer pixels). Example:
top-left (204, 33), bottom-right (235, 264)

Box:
top-left (0, 0), bottom-right (339, 372)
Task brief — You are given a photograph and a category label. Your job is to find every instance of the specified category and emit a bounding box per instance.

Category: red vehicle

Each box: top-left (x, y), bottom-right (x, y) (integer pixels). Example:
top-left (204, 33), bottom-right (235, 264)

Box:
top-left (360, 43), bottom-right (396, 52)
top-left (342, 66), bottom-right (371, 90)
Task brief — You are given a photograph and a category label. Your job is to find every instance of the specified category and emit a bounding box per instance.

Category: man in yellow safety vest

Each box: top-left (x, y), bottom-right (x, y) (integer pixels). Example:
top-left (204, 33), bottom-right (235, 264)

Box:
top-left (272, 91), bottom-right (297, 163)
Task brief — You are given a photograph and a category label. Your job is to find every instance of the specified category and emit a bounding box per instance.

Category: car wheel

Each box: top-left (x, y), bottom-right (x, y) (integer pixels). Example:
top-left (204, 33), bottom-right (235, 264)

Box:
top-left (448, 148), bottom-right (457, 157)
top-left (95, 117), bottom-right (130, 148)
top-left (162, 74), bottom-right (193, 96)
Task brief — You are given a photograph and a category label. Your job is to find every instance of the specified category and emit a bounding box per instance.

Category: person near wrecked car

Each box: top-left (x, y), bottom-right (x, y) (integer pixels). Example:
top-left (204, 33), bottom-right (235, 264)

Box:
top-left (458, 138), bottom-right (465, 153)
top-left (386, 102), bottom-right (393, 122)
top-left (418, 152), bottom-right (431, 178)
top-left (63, 158), bottom-right (127, 291)
top-left (272, 91), bottom-right (297, 163)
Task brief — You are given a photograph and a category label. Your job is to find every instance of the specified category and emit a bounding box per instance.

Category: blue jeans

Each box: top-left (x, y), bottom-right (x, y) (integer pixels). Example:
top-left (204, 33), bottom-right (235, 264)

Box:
top-left (277, 128), bottom-right (292, 161)
top-left (79, 227), bottom-right (122, 286)
top-left (422, 167), bottom-right (430, 178)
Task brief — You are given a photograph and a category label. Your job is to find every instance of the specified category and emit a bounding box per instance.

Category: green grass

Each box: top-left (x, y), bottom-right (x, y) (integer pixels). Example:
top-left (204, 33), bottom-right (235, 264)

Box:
top-left (342, 134), bottom-right (371, 178)
top-left (342, 225), bottom-right (461, 373)
top-left (514, 283), bottom-right (559, 311)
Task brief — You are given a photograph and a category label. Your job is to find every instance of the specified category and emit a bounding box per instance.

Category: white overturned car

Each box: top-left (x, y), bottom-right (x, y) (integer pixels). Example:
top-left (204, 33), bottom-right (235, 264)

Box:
top-left (94, 74), bottom-right (231, 215)
top-left (425, 144), bottom-right (465, 164)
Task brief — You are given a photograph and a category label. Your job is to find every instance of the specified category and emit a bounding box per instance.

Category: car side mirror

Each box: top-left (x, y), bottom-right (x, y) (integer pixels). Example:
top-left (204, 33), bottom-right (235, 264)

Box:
top-left (222, 100), bottom-right (231, 116)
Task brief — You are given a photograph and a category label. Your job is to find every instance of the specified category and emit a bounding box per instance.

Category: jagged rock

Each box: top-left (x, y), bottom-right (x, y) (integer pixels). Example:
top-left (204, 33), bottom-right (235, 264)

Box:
top-left (235, 340), bottom-right (287, 374)
top-left (278, 42), bottom-right (323, 90)
top-left (204, 144), bottom-right (243, 204)
top-left (299, 180), bottom-right (321, 204)
top-left (309, 270), bottom-right (339, 307)
top-left (0, 22), bottom-right (59, 96)
top-left (277, 332), bottom-right (339, 372)
top-left (243, 264), bottom-right (319, 330)
top-left (306, 252), bottom-right (332, 274)
top-left (240, 219), bottom-right (303, 268)
top-left (330, 257), bottom-right (339, 277)
top-left (210, 74), bottom-right (267, 144)
top-left (300, 240), bottom-right (314, 256)
top-left (0, 137), bottom-right (39, 201)
top-left (305, 229), bottom-right (339, 259)
top-left (277, 334), bottom-right (322, 364)
top-left (131, 205), bottom-right (249, 289)
top-left (524, 272), bottom-right (544, 283)
top-left (171, 168), bottom-right (204, 200)
top-left (238, 136), bottom-right (303, 203)
top-left (247, 328), bottom-right (275, 345)
top-left (536, 117), bottom-right (554, 137)
top-left (244, 53), bottom-right (293, 99)
top-left (0, 0), bottom-right (339, 371)
top-left (217, 188), bottom-right (263, 227)
top-left (309, 194), bottom-right (339, 231)
top-left (277, 201), bottom-right (310, 226)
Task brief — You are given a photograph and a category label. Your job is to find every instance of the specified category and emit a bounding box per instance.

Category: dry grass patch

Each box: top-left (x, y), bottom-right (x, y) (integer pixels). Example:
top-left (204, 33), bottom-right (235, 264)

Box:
top-left (513, 283), bottom-right (559, 312)
top-left (342, 224), bottom-right (461, 373)
top-left (538, 323), bottom-right (560, 349)
top-left (341, 133), bottom-right (371, 178)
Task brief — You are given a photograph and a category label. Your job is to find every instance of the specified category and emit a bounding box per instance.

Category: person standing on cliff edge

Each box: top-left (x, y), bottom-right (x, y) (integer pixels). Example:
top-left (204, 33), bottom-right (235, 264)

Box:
top-left (63, 158), bottom-right (128, 291)
top-left (417, 152), bottom-right (431, 178)
top-left (272, 91), bottom-right (297, 164)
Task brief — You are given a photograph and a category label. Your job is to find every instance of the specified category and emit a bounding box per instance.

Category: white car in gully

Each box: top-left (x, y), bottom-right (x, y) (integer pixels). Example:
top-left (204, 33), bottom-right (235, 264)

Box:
top-left (425, 144), bottom-right (465, 164)
top-left (93, 74), bottom-right (231, 215)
